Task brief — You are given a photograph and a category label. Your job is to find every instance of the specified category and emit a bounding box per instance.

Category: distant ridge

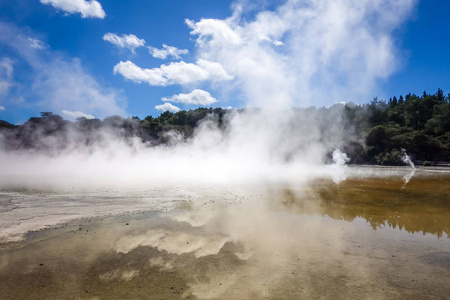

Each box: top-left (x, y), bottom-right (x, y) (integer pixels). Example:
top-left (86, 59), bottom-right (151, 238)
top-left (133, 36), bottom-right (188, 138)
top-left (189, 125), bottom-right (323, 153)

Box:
top-left (0, 120), bottom-right (16, 129)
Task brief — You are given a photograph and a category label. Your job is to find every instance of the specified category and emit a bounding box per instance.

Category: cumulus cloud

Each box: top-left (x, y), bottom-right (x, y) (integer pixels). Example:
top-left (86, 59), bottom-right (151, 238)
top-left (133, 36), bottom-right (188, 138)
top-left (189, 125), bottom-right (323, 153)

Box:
top-left (61, 110), bottom-right (95, 120)
top-left (273, 40), bottom-right (284, 46)
top-left (28, 38), bottom-right (48, 50)
top-left (148, 44), bottom-right (189, 60)
top-left (188, 0), bottom-right (417, 108)
top-left (40, 0), bottom-right (106, 19)
top-left (162, 89), bottom-right (217, 106)
top-left (103, 33), bottom-right (145, 53)
top-left (0, 105), bottom-right (5, 111)
top-left (186, 18), bottom-right (242, 48)
top-left (113, 59), bottom-right (232, 86)
top-left (155, 102), bottom-right (181, 112)
top-left (196, 59), bottom-right (234, 82)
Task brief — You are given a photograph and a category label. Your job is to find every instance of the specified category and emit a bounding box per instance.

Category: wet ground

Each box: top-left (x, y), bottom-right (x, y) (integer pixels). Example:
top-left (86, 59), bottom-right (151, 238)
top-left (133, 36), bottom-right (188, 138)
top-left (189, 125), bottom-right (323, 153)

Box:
top-left (0, 167), bottom-right (449, 299)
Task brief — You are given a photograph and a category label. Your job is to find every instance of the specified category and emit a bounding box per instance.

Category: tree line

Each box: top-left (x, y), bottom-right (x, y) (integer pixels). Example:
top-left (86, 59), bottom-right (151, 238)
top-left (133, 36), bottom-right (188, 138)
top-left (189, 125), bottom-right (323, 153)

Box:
top-left (0, 89), bottom-right (449, 165)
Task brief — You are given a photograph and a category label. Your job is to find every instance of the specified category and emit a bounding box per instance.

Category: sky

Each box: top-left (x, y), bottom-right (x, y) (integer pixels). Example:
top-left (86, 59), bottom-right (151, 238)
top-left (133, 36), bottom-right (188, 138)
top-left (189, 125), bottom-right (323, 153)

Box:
top-left (0, 0), bottom-right (449, 124)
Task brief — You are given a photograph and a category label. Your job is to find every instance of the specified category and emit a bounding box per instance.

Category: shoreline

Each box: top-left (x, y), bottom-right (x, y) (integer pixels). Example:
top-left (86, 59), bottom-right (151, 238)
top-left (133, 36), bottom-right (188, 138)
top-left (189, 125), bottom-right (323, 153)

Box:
top-left (0, 189), bottom-right (194, 244)
top-left (0, 186), bottom-right (254, 245)
top-left (2, 166), bottom-right (450, 245)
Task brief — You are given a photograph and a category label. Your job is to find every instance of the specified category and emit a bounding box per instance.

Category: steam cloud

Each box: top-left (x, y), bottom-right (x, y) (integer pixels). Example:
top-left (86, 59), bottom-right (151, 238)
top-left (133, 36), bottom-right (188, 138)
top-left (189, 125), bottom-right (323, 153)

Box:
top-left (0, 0), bottom-right (417, 192)
top-left (0, 106), bottom-right (362, 191)
top-left (188, 0), bottom-right (416, 108)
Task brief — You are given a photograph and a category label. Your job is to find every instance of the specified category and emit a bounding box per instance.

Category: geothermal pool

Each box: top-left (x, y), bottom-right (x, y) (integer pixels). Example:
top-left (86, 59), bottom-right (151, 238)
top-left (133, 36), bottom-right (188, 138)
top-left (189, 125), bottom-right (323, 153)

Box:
top-left (0, 167), bottom-right (449, 299)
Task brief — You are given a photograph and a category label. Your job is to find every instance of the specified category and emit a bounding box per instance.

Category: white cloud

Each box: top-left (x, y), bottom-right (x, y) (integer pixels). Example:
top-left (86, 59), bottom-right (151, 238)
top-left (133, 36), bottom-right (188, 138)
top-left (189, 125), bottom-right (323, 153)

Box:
top-left (195, 59), bottom-right (233, 82)
top-left (61, 110), bottom-right (95, 119)
top-left (28, 38), bottom-right (48, 50)
top-left (273, 40), bottom-right (284, 46)
top-left (186, 18), bottom-right (242, 48)
top-left (188, 0), bottom-right (417, 108)
top-left (103, 33), bottom-right (145, 53)
top-left (0, 57), bottom-right (14, 97)
top-left (40, 0), bottom-right (106, 19)
top-left (155, 103), bottom-right (180, 113)
top-left (113, 59), bottom-right (232, 87)
top-left (162, 89), bottom-right (217, 106)
top-left (0, 105), bottom-right (5, 111)
top-left (0, 22), bottom-right (126, 119)
top-left (148, 44), bottom-right (189, 60)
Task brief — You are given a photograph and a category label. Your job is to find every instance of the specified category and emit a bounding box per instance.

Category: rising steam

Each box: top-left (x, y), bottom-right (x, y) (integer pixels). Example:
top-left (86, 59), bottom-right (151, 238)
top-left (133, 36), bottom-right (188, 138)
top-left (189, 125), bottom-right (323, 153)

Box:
top-left (0, 109), bottom-right (350, 191)
top-left (0, 0), bottom-right (417, 191)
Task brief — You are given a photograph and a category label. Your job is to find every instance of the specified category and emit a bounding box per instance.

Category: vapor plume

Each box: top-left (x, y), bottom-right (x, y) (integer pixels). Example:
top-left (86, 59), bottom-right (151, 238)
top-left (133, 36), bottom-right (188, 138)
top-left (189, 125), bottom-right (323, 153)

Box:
top-left (0, 0), bottom-right (418, 192)
top-left (188, 0), bottom-right (416, 108)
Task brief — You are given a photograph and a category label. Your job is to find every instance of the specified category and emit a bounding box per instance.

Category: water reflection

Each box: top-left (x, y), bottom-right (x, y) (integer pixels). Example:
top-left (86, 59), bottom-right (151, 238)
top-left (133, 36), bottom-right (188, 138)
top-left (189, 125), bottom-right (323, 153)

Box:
top-left (403, 168), bottom-right (416, 186)
top-left (115, 229), bottom-right (230, 257)
top-left (0, 172), bottom-right (449, 299)
top-left (276, 176), bottom-right (450, 238)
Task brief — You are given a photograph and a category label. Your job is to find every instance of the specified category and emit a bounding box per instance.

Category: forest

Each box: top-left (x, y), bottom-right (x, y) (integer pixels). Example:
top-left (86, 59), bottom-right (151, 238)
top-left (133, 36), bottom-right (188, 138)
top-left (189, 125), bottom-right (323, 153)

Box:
top-left (0, 88), bottom-right (449, 166)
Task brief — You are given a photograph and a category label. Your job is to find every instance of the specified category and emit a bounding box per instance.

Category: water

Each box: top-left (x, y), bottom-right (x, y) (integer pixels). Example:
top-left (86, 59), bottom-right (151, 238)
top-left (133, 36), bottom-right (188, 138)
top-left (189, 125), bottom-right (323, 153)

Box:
top-left (0, 168), bottom-right (449, 299)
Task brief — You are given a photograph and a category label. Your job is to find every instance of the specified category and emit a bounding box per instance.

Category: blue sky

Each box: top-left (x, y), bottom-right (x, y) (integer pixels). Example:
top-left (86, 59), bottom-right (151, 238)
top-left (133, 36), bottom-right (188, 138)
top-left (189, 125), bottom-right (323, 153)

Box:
top-left (0, 0), bottom-right (449, 124)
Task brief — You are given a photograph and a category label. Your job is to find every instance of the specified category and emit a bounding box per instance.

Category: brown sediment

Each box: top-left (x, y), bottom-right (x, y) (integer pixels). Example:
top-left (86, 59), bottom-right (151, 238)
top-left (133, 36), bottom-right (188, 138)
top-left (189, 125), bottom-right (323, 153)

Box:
top-left (272, 175), bottom-right (450, 237)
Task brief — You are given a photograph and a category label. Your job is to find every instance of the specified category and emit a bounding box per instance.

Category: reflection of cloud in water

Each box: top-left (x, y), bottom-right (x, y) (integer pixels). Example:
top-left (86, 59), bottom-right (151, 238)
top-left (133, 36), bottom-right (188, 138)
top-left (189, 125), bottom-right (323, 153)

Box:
top-left (99, 269), bottom-right (140, 282)
top-left (115, 229), bottom-right (230, 258)
top-left (188, 274), bottom-right (239, 300)
top-left (108, 193), bottom-right (357, 299)
top-left (234, 246), bottom-right (254, 260)
top-left (161, 198), bottom-right (356, 299)
top-left (167, 209), bottom-right (218, 227)
top-left (149, 256), bottom-right (174, 271)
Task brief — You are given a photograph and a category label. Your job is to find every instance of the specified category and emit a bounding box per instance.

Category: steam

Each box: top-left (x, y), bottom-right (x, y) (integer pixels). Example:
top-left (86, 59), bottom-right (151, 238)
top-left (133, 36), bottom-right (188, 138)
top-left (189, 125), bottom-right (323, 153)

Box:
top-left (188, 0), bottom-right (416, 108)
top-left (330, 149), bottom-right (350, 184)
top-left (0, 109), bottom-right (351, 190)
top-left (401, 148), bottom-right (415, 169)
top-left (0, 0), bottom-right (418, 192)
top-left (332, 149), bottom-right (350, 167)
top-left (400, 148), bottom-right (416, 186)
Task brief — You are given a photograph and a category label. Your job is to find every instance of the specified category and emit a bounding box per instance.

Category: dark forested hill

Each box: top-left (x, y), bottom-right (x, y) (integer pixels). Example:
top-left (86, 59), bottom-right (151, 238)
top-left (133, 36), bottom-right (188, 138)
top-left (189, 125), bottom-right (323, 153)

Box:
top-left (1, 89), bottom-right (449, 165)
top-left (358, 89), bottom-right (450, 165)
